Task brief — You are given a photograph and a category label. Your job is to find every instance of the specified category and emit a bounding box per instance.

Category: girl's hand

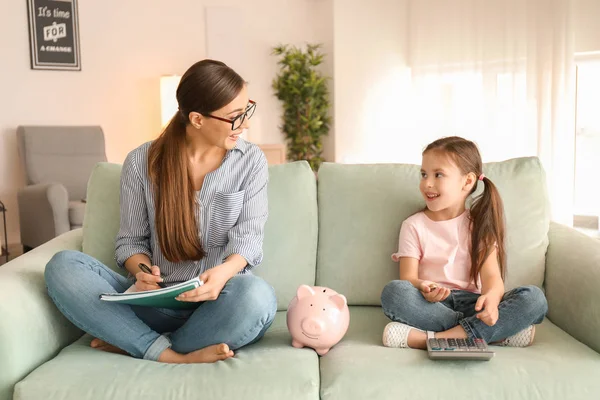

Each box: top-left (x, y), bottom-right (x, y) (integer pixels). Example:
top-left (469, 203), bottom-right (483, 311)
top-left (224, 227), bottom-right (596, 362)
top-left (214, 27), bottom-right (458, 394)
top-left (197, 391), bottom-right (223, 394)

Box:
top-left (475, 295), bottom-right (499, 326)
top-left (134, 265), bottom-right (163, 292)
top-left (419, 281), bottom-right (451, 303)
top-left (176, 263), bottom-right (238, 302)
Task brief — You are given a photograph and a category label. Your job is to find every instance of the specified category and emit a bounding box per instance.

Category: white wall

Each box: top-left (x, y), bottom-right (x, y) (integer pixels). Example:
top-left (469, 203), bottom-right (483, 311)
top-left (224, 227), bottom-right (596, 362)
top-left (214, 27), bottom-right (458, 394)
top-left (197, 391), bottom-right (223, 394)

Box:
top-left (574, 0), bottom-right (600, 54)
top-left (311, 0), bottom-right (335, 163)
top-left (333, 0), bottom-right (410, 164)
top-left (0, 0), bottom-right (332, 246)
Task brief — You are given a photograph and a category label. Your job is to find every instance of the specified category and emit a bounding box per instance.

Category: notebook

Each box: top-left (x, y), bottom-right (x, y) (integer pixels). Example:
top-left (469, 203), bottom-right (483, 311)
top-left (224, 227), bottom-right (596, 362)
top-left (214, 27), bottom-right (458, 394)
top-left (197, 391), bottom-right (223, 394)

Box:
top-left (100, 277), bottom-right (204, 310)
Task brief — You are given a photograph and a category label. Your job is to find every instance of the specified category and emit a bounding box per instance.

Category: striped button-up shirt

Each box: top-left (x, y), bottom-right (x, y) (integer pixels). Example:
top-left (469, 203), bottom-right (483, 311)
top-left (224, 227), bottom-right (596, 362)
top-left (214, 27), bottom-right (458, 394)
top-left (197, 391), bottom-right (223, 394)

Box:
top-left (115, 138), bottom-right (268, 284)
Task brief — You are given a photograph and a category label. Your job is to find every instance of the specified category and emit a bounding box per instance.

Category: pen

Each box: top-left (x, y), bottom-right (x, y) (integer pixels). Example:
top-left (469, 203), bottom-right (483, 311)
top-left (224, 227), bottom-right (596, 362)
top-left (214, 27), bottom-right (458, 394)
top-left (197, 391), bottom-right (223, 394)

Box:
top-left (138, 263), bottom-right (167, 288)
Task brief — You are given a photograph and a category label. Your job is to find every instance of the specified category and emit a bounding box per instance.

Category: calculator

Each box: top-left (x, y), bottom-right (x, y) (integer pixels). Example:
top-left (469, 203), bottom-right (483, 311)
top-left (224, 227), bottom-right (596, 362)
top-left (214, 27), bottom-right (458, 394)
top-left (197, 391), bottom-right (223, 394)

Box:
top-left (426, 335), bottom-right (495, 361)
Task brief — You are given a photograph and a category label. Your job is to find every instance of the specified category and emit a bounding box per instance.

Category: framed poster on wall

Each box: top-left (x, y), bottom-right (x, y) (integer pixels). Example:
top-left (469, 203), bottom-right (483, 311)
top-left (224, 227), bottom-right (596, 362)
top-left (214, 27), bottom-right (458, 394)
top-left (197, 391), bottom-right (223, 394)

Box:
top-left (26, 0), bottom-right (81, 71)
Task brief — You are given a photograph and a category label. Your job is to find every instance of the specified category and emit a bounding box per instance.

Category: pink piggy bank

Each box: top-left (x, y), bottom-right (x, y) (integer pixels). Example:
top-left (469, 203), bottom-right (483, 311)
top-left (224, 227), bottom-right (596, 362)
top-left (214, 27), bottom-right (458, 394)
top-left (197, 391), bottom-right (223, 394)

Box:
top-left (286, 285), bottom-right (350, 355)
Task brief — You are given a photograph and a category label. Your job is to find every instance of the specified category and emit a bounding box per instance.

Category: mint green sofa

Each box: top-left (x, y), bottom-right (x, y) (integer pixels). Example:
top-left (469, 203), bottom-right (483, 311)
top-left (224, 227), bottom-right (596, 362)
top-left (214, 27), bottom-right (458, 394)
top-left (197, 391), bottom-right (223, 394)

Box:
top-left (2, 158), bottom-right (600, 400)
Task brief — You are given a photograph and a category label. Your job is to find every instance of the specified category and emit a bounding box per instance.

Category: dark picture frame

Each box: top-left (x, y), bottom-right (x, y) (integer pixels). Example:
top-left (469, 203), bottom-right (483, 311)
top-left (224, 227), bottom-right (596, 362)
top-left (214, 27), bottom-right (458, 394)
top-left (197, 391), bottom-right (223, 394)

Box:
top-left (26, 0), bottom-right (81, 71)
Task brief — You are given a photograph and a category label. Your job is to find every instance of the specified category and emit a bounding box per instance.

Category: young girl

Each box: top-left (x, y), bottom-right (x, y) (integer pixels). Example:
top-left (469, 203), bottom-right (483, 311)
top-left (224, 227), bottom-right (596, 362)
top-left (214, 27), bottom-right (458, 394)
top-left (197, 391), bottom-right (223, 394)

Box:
top-left (381, 136), bottom-right (548, 349)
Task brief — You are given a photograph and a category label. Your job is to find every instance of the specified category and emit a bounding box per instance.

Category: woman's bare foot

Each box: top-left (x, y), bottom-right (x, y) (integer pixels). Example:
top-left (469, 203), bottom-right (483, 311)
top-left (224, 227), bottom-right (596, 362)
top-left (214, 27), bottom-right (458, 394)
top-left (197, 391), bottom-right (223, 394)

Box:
top-left (90, 338), bottom-right (128, 355)
top-left (158, 343), bottom-right (234, 364)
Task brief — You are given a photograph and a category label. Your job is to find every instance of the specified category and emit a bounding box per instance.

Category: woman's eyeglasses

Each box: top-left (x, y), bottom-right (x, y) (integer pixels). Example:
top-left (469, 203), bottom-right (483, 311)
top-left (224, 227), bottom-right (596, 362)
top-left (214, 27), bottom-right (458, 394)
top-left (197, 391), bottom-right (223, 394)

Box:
top-left (204, 100), bottom-right (256, 131)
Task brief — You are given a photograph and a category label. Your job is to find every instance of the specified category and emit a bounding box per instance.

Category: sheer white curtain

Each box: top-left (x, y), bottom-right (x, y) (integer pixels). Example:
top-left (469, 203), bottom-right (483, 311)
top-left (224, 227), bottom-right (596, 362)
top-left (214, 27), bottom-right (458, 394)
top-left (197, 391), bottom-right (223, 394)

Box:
top-left (404, 0), bottom-right (575, 224)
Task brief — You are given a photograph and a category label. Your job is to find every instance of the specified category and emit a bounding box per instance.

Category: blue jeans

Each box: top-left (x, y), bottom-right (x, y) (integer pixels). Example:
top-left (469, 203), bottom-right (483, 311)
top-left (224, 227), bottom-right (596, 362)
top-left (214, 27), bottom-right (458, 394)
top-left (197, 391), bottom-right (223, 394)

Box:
top-left (45, 250), bottom-right (277, 361)
top-left (381, 280), bottom-right (548, 343)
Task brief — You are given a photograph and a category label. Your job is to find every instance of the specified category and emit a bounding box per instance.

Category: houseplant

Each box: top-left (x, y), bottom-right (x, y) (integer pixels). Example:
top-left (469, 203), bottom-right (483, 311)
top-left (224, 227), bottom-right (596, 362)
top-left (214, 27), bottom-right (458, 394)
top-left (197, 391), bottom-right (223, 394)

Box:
top-left (272, 44), bottom-right (331, 170)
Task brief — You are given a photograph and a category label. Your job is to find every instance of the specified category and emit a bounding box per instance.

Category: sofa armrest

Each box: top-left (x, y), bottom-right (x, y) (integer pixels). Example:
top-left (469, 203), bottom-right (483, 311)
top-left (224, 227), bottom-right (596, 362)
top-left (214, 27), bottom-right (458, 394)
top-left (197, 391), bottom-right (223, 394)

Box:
top-left (545, 222), bottom-right (600, 353)
top-left (17, 183), bottom-right (70, 248)
top-left (0, 229), bottom-right (83, 400)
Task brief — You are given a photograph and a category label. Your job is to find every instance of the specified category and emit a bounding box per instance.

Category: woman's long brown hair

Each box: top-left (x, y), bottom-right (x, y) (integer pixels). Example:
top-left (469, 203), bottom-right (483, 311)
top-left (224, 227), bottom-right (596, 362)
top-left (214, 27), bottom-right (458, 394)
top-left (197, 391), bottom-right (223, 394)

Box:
top-left (148, 60), bottom-right (245, 262)
top-left (424, 136), bottom-right (506, 286)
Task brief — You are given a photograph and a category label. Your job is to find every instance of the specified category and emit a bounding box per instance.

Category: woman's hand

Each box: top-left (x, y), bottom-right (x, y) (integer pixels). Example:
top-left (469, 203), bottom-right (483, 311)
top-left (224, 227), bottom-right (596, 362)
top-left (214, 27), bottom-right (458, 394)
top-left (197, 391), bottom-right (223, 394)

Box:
top-left (134, 265), bottom-right (164, 292)
top-left (475, 295), bottom-right (499, 326)
top-left (176, 262), bottom-right (239, 303)
top-left (418, 280), bottom-right (451, 303)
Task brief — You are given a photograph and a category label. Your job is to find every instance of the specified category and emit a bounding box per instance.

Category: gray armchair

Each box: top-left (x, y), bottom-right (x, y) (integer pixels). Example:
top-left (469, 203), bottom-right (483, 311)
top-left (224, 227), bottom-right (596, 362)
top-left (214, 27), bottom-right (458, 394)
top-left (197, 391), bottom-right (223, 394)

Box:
top-left (16, 126), bottom-right (107, 250)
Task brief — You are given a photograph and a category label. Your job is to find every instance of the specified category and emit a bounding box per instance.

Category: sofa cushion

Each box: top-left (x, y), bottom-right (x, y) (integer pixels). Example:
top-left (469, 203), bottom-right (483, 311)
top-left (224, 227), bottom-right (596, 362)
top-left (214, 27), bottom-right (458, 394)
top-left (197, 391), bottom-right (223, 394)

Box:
top-left (68, 200), bottom-right (86, 227)
top-left (316, 158), bottom-right (550, 305)
top-left (254, 161), bottom-right (318, 310)
top-left (319, 307), bottom-right (600, 400)
top-left (82, 162), bottom-right (123, 274)
top-left (14, 312), bottom-right (319, 400)
top-left (82, 160), bottom-right (318, 311)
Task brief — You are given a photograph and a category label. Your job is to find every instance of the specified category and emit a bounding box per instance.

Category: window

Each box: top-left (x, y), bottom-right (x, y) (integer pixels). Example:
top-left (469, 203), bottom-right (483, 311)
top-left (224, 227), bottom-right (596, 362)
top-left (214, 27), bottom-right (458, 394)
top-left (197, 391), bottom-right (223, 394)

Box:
top-left (573, 59), bottom-right (600, 238)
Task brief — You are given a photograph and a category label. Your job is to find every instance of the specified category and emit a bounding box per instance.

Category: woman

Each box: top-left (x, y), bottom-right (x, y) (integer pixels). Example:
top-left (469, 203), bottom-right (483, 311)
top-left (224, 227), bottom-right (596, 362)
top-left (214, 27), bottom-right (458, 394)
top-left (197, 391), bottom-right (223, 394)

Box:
top-left (45, 59), bottom-right (277, 364)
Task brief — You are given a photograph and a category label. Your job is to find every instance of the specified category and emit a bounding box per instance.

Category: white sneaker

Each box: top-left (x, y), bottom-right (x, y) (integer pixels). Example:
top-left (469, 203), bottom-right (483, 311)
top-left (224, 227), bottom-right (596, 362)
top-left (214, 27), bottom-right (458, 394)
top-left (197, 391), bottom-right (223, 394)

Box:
top-left (500, 325), bottom-right (536, 347)
top-left (382, 322), bottom-right (423, 348)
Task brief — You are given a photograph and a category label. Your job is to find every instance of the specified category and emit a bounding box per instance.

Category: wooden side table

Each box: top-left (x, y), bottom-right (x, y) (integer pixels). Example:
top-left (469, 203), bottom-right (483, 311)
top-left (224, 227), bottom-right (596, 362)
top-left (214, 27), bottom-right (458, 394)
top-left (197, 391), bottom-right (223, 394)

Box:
top-left (258, 144), bottom-right (286, 165)
top-left (0, 201), bottom-right (8, 263)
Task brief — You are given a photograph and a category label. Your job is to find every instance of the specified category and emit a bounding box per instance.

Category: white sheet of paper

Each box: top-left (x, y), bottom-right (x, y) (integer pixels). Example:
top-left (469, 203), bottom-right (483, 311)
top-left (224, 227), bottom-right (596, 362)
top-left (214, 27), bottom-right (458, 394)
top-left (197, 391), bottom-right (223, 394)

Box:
top-left (124, 285), bottom-right (138, 294)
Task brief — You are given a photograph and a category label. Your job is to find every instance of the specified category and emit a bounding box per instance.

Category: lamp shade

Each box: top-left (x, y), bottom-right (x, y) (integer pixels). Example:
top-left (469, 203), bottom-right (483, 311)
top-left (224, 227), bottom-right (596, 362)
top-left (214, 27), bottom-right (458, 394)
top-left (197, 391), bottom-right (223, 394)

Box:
top-left (160, 75), bottom-right (182, 127)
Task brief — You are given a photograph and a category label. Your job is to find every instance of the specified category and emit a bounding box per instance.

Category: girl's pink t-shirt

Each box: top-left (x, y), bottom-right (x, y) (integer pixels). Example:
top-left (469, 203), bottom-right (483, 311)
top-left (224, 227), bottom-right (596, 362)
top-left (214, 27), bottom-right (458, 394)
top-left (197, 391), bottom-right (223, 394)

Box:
top-left (391, 211), bottom-right (481, 293)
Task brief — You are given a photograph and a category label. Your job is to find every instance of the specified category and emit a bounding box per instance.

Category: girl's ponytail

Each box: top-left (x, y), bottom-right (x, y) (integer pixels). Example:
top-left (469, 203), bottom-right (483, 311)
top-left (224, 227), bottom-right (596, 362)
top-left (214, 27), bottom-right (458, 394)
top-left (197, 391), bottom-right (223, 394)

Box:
top-left (469, 176), bottom-right (506, 285)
